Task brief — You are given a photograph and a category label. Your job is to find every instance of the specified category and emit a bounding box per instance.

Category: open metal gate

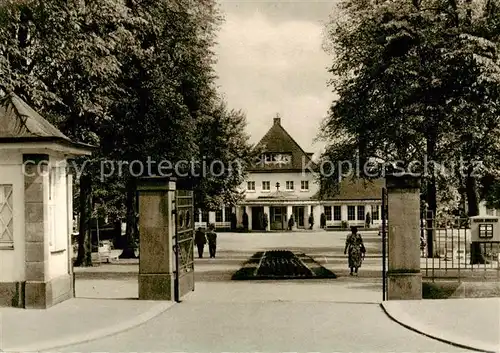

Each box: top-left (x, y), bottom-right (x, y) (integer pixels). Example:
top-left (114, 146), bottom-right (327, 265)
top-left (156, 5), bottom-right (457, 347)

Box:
top-left (381, 187), bottom-right (388, 301)
top-left (173, 188), bottom-right (195, 302)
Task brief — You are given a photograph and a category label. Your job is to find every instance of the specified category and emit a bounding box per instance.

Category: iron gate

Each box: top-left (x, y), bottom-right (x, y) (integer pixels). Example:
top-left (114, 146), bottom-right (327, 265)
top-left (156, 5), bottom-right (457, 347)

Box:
top-left (173, 188), bottom-right (195, 302)
top-left (420, 215), bottom-right (500, 281)
top-left (381, 187), bottom-right (388, 301)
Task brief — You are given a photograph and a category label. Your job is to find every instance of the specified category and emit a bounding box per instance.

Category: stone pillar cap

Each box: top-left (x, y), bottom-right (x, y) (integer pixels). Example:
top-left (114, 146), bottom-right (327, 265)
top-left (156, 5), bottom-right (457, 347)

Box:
top-left (137, 176), bottom-right (177, 191)
top-left (386, 172), bottom-right (421, 189)
top-left (137, 176), bottom-right (194, 191)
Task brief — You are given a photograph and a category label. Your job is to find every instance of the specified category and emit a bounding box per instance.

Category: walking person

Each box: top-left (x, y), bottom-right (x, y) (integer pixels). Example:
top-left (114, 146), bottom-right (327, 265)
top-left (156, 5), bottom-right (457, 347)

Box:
top-left (344, 226), bottom-right (366, 276)
top-left (194, 227), bottom-right (206, 258)
top-left (420, 235), bottom-right (426, 257)
top-left (288, 215), bottom-right (294, 231)
top-left (206, 223), bottom-right (217, 258)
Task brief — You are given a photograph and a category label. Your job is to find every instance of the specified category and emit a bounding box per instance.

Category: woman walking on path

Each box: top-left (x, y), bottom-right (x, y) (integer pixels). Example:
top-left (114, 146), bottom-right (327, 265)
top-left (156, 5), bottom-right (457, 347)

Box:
top-left (344, 226), bottom-right (366, 276)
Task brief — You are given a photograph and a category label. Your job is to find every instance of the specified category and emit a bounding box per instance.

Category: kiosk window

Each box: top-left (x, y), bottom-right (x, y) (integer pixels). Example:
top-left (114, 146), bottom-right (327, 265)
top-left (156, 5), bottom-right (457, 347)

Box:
top-left (479, 224), bottom-right (494, 238)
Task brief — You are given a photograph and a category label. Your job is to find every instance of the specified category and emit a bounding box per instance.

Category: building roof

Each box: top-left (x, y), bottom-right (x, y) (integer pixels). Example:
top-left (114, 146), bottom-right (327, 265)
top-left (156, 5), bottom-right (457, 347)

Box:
top-left (0, 92), bottom-right (69, 139)
top-left (248, 116), bottom-right (315, 172)
top-left (315, 178), bottom-right (385, 201)
top-left (0, 91), bottom-right (93, 152)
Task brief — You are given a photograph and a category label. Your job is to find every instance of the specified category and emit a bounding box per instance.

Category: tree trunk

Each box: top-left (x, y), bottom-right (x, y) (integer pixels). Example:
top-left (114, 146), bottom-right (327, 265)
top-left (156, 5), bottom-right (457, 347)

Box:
top-left (426, 136), bottom-right (438, 258)
top-left (113, 219), bottom-right (123, 248)
top-left (466, 167), bottom-right (485, 264)
top-left (74, 174), bottom-right (92, 267)
top-left (119, 177), bottom-right (138, 258)
top-left (426, 178), bottom-right (437, 257)
top-left (466, 169), bottom-right (479, 216)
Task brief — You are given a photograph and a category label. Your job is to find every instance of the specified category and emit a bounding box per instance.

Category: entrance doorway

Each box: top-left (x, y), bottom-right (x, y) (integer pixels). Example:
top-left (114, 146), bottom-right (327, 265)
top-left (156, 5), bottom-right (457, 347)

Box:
top-left (251, 206), bottom-right (265, 230)
top-left (270, 206), bottom-right (286, 230)
top-left (293, 206), bottom-right (305, 228)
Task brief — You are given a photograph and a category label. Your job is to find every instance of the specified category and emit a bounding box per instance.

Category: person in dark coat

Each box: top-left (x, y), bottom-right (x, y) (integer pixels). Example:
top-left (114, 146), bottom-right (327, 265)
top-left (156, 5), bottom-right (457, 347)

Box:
top-left (288, 214), bottom-right (295, 231)
top-left (308, 214), bottom-right (314, 230)
top-left (206, 223), bottom-right (217, 258)
top-left (242, 212), bottom-right (249, 231)
top-left (365, 212), bottom-right (371, 229)
top-left (230, 212), bottom-right (237, 231)
top-left (320, 213), bottom-right (326, 229)
top-left (194, 227), bottom-right (206, 258)
top-left (344, 226), bottom-right (366, 276)
top-left (262, 212), bottom-right (269, 231)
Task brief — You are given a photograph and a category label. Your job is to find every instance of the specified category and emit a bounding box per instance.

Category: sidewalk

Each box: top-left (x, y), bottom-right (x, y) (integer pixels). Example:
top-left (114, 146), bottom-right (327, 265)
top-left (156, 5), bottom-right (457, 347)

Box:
top-left (0, 298), bottom-right (174, 352)
top-left (2, 281), bottom-right (498, 353)
top-left (382, 298), bottom-right (500, 353)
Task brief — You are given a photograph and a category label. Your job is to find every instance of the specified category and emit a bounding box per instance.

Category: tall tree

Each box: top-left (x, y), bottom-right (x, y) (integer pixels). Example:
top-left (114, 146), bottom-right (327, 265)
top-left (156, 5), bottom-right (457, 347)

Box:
top-left (0, 0), bottom-right (256, 263)
top-left (321, 0), bottom-right (500, 258)
top-left (0, 0), bottom-right (138, 265)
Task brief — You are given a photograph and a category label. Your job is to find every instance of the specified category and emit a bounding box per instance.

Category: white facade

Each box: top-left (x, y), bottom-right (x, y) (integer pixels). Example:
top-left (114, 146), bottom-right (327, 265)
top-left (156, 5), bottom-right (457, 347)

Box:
top-left (238, 169), bottom-right (321, 231)
top-left (196, 117), bottom-right (383, 232)
top-left (196, 170), bottom-right (383, 231)
top-left (239, 171), bottom-right (319, 199)
top-left (322, 202), bottom-right (383, 228)
top-left (48, 154), bottom-right (73, 280)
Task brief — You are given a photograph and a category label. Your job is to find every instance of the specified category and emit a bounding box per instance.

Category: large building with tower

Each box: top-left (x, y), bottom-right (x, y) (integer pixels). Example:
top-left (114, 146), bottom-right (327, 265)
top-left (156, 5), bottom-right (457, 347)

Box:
top-left (195, 116), bottom-right (384, 231)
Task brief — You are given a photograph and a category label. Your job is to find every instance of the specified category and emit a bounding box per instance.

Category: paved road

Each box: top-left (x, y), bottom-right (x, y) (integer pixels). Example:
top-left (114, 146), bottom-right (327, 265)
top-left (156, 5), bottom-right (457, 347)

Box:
top-left (60, 231), bottom-right (474, 352)
top-left (57, 282), bottom-right (473, 353)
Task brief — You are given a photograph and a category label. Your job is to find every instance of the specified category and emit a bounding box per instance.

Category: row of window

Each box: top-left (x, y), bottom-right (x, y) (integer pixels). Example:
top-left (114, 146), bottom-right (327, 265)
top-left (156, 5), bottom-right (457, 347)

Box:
top-left (323, 205), bottom-right (380, 221)
top-left (197, 204), bottom-right (381, 223)
top-left (247, 180), bottom-right (309, 191)
top-left (479, 224), bottom-right (494, 238)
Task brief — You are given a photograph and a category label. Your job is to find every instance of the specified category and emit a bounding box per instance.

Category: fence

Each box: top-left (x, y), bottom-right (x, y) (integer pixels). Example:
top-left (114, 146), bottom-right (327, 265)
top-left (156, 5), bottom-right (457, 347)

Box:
top-left (421, 216), bottom-right (500, 281)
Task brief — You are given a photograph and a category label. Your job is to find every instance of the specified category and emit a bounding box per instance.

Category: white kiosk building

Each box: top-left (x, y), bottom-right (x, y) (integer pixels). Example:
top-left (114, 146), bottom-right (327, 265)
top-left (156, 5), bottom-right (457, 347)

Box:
top-left (0, 92), bottom-right (92, 308)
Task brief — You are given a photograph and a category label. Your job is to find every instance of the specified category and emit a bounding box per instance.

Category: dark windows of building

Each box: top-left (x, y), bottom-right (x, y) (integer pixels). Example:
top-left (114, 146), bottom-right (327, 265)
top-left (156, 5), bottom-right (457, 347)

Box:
top-left (479, 224), bottom-right (494, 238)
top-left (262, 153), bottom-right (292, 166)
top-left (201, 210), bottom-right (209, 223)
top-left (301, 180), bottom-right (309, 190)
top-left (215, 208), bottom-right (223, 222)
top-left (262, 181), bottom-right (270, 190)
top-left (348, 206), bottom-right (356, 220)
top-left (333, 206), bottom-right (341, 221)
top-left (324, 206), bottom-right (332, 221)
top-left (357, 206), bottom-right (365, 221)
top-left (247, 181), bottom-right (255, 191)
top-left (224, 206), bottom-right (232, 222)
top-left (273, 206), bottom-right (283, 222)
top-left (286, 181), bottom-right (294, 190)
top-left (372, 205), bottom-right (380, 220)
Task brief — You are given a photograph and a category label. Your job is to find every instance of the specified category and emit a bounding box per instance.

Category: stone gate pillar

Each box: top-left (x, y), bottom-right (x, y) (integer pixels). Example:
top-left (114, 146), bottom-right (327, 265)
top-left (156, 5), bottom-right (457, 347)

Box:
top-left (137, 177), bottom-right (176, 300)
top-left (387, 173), bottom-right (422, 300)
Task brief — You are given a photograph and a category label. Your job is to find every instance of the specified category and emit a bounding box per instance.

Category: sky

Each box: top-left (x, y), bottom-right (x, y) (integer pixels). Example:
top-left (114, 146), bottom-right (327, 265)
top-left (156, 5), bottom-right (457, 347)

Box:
top-left (215, 0), bottom-right (338, 155)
